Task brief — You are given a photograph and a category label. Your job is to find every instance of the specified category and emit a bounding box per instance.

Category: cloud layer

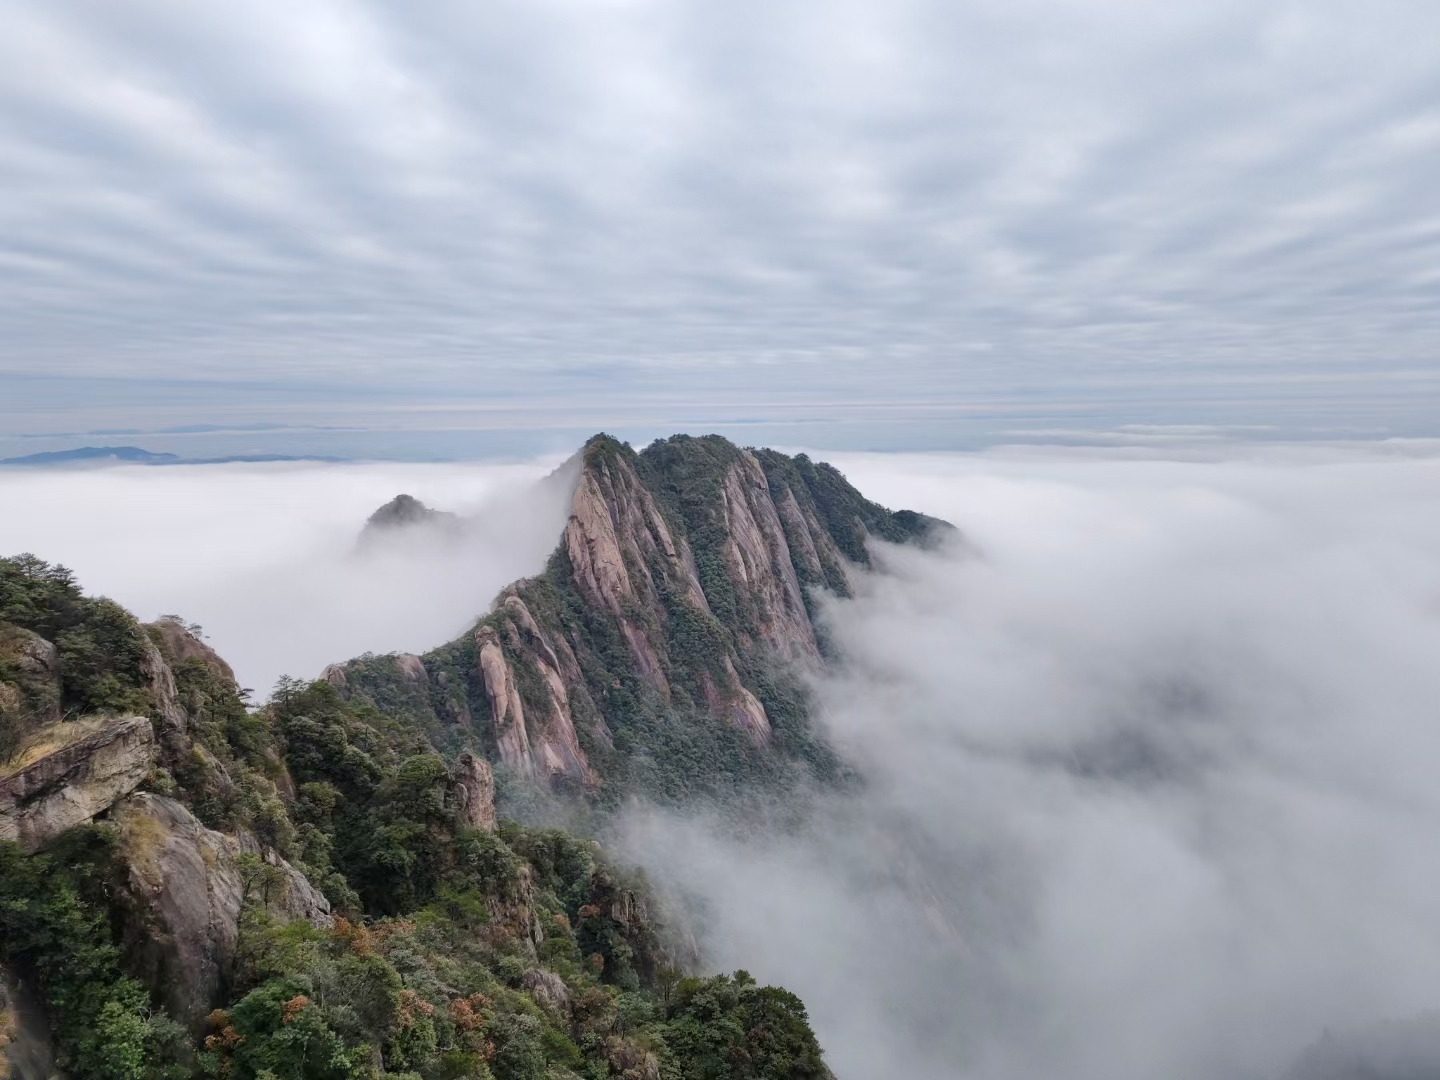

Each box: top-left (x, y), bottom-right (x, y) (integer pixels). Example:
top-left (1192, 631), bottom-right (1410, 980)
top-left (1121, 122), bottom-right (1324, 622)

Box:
top-left (0, 457), bottom-right (573, 692)
top-left (7, 443), bottom-right (1440, 1077)
top-left (621, 442), bottom-right (1440, 1079)
top-left (3, 0), bottom-right (1439, 437)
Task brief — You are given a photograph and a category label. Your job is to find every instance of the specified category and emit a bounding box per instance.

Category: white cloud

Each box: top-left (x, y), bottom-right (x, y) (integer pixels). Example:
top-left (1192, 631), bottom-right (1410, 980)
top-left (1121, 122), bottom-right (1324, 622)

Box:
top-left (0, 457), bottom-right (574, 693)
top-left (621, 442), bottom-right (1440, 1080)
top-left (8, 442), bottom-right (1440, 1077)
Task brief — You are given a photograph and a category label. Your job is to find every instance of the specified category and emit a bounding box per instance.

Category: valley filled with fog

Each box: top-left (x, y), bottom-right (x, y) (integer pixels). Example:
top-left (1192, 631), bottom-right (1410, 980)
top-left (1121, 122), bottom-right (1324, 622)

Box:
top-left (0, 457), bottom-right (575, 694)
top-left (6, 442), bottom-right (1440, 1079)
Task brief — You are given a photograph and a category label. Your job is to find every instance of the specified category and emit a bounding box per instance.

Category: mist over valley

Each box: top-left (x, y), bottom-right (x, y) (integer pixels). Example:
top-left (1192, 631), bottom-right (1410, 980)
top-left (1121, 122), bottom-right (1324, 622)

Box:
top-left (6, 437), bottom-right (1440, 1079)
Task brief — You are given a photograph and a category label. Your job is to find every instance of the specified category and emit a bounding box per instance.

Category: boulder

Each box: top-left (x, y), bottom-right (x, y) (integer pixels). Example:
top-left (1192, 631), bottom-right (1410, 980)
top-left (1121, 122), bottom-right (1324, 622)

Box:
top-left (451, 751), bottom-right (496, 832)
top-left (139, 635), bottom-right (188, 741)
top-left (521, 968), bottom-right (570, 1017)
top-left (0, 716), bottom-right (154, 853)
top-left (112, 793), bottom-right (331, 1027)
top-left (395, 653), bottom-right (427, 682)
top-left (144, 619), bottom-right (237, 687)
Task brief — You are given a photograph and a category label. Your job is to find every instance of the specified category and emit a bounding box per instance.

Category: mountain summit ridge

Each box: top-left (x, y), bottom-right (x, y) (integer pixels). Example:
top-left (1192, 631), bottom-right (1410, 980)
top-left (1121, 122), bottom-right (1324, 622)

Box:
top-left (329, 432), bottom-right (952, 796)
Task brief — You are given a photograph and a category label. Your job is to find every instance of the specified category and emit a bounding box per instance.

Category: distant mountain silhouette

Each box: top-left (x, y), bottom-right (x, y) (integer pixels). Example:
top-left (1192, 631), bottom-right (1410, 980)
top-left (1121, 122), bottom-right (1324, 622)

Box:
top-left (0, 445), bottom-right (345, 466)
top-left (0, 446), bottom-right (179, 466)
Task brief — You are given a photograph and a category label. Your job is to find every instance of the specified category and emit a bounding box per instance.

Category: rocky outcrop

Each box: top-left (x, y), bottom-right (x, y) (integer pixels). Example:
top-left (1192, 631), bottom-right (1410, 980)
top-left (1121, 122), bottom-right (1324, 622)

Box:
top-left (0, 716), bottom-right (154, 852)
top-left (320, 433), bottom-right (949, 782)
top-left (451, 750), bottom-right (496, 831)
top-left (521, 968), bottom-right (571, 1017)
top-left (358, 495), bottom-right (462, 551)
top-left (476, 626), bottom-right (534, 776)
top-left (145, 618), bottom-right (236, 686)
top-left (563, 456), bottom-right (706, 697)
top-left (717, 453), bottom-right (821, 666)
top-left (603, 1036), bottom-right (662, 1080)
top-left (140, 634), bottom-right (188, 741)
top-left (473, 595), bottom-right (598, 784)
top-left (0, 626), bottom-right (60, 763)
top-left (321, 663), bottom-right (347, 687)
top-left (113, 792), bottom-right (331, 1026)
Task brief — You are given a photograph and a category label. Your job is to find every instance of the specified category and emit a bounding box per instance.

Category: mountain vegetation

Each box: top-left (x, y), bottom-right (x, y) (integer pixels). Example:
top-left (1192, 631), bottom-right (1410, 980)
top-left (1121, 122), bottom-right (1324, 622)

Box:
top-left (0, 433), bottom-right (950, 1080)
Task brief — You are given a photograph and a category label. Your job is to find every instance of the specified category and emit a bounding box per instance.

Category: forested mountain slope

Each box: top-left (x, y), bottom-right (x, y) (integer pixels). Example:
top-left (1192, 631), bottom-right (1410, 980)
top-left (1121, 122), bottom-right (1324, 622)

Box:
top-left (0, 432), bottom-right (951, 1080)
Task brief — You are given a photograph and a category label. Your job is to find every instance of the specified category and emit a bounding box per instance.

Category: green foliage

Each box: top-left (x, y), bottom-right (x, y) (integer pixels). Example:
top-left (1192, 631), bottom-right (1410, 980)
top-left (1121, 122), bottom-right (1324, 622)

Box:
top-left (0, 832), bottom-right (187, 1080)
top-left (54, 596), bottom-right (152, 716)
top-left (204, 975), bottom-right (366, 1080)
top-left (335, 652), bottom-right (446, 745)
top-left (1, 554), bottom-right (153, 717)
top-left (0, 553), bottom-right (83, 640)
top-left (0, 447), bottom-right (869, 1080)
top-left (661, 972), bottom-right (829, 1080)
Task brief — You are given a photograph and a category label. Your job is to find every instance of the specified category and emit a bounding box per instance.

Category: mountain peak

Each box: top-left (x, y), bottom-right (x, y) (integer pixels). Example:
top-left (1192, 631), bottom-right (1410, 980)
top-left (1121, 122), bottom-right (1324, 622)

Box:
top-left (364, 493), bottom-right (448, 529)
top-left (327, 435), bottom-right (955, 797)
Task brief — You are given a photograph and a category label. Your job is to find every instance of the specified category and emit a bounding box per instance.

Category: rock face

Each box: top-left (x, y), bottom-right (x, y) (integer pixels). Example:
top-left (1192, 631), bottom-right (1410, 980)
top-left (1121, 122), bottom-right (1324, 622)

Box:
top-left (0, 716), bottom-right (155, 853)
top-left (451, 750), bottom-right (496, 831)
top-left (113, 792), bottom-right (332, 1027)
top-left (145, 618), bottom-right (237, 686)
top-left (320, 433), bottom-right (951, 787)
top-left (140, 635), bottom-right (189, 741)
top-left (0, 626), bottom-right (61, 762)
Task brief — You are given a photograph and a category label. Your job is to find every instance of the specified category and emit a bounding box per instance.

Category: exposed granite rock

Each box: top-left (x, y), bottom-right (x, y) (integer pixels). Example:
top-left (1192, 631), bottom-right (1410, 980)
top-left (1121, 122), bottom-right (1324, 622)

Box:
top-left (317, 433), bottom-right (951, 781)
top-left (0, 626), bottom-right (60, 762)
top-left (139, 634), bottom-right (188, 740)
top-left (476, 626), bottom-right (533, 776)
top-left (496, 595), bottom-right (594, 783)
top-left (521, 968), bottom-right (571, 1017)
top-left (0, 716), bottom-right (154, 853)
top-left (451, 750), bottom-right (496, 831)
top-left (718, 453), bottom-right (820, 667)
top-left (320, 663), bottom-right (347, 688)
top-left (563, 458), bottom-right (693, 697)
top-left (145, 618), bottom-right (236, 686)
top-left (112, 792), bottom-right (331, 1027)
top-left (603, 1036), bottom-right (661, 1080)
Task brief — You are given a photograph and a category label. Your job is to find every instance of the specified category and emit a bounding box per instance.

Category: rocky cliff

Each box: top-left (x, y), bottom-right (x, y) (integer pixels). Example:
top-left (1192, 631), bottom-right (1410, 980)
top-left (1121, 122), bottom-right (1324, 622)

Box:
top-left (112, 792), bottom-right (332, 1026)
top-left (0, 716), bottom-right (154, 852)
top-left (329, 433), bottom-right (950, 794)
top-left (0, 478), bottom-right (842, 1079)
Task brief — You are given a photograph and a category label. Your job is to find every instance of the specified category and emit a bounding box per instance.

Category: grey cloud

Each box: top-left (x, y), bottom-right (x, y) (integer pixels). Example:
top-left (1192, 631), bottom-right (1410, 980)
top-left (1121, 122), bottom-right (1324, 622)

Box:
top-left (1, 0), bottom-right (1438, 429)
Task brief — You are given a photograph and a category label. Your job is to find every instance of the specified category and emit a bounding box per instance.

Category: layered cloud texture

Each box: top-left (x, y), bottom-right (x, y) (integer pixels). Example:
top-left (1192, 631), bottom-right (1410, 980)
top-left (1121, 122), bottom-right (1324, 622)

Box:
top-left (3, 1), bottom-right (1440, 439)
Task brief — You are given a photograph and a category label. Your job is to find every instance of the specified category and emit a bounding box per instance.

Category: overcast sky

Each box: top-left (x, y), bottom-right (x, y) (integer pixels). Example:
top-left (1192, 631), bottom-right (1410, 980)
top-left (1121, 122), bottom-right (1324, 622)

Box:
top-left (2, 0), bottom-right (1439, 453)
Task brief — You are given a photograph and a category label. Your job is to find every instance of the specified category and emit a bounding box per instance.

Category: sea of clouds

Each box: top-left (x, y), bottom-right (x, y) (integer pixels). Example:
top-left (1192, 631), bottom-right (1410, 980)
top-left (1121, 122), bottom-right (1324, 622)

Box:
top-left (621, 441), bottom-right (1440, 1080)
top-left (0, 456), bottom-right (576, 693)
top-left (5, 441), bottom-right (1440, 1079)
